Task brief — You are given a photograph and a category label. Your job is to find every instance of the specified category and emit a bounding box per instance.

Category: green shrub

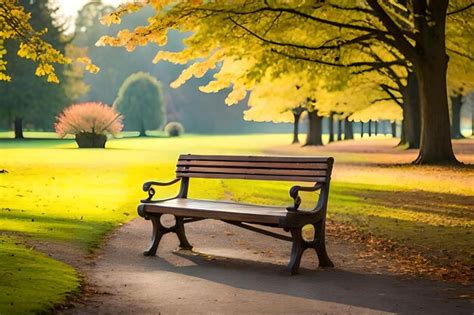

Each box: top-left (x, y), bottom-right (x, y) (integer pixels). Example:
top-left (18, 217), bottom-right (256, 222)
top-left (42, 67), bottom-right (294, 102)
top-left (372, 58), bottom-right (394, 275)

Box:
top-left (164, 122), bottom-right (184, 137)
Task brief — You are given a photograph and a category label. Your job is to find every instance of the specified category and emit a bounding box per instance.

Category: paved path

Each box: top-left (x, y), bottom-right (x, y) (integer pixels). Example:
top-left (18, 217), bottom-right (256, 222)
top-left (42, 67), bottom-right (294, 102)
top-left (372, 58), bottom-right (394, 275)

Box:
top-left (64, 218), bottom-right (473, 314)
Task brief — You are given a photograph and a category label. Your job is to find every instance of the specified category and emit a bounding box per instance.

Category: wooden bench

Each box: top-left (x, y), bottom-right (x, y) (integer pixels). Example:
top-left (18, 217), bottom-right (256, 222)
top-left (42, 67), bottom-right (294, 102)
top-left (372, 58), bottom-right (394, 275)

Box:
top-left (137, 154), bottom-right (334, 274)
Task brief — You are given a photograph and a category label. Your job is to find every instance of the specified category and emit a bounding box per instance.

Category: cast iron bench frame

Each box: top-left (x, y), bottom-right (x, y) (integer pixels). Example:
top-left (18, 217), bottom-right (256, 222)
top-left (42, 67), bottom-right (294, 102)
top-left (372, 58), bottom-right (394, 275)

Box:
top-left (137, 154), bottom-right (334, 274)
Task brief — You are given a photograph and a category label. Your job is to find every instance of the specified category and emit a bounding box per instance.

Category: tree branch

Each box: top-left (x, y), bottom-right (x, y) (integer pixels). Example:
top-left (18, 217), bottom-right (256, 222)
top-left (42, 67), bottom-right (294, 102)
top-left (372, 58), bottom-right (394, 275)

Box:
top-left (447, 47), bottom-right (474, 61)
top-left (228, 17), bottom-right (378, 52)
top-left (271, 48), bottom-right (405, 70)
top-left (447, 3), bottom-right (474, 15)
top-left (366, 0), bottom-right (417, 61)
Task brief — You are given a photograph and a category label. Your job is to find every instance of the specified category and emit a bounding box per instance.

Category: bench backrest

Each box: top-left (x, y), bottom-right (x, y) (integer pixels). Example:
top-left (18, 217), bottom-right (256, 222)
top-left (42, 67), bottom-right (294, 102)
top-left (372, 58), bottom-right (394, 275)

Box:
top-left (176, 154), bottom-right (334, 183)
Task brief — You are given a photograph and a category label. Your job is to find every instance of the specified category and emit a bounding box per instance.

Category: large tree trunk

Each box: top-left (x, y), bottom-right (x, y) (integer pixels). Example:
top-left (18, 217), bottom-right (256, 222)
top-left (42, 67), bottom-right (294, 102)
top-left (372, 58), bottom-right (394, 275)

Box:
top-left (450, 93), bottom-right (464, 139)
top-left (413, 7), bottom-right (457, 164)
top-left (14, 117), bottom-right (24, 139)
top-left (337, 118), bottom-right (343, 141)
top-left (399, 117), bottom-right (406, 145)
top-left (305, 110), bottom-right (323, 146)
top-left (398, 72), bottom-right (421, 149)
top-left (292, 109), bottom-right (304, 144)
top-left (344, 117), bottom-right (354, 140)
top-left (327, 111), bottom-right (335, 143)
top-left (406, 72), bottom-right (421, 148)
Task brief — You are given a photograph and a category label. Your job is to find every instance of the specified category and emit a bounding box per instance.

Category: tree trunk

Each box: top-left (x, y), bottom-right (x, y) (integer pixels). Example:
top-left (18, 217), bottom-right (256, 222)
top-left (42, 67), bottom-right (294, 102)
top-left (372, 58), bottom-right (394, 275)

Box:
top-left (413, 8), bottom-right (457, 165)
top-left (368, 120), bottom-right (372, 137)
top-left (450, 93), bottom-right (464, 139)
top-left (337, 118), bottom-right (342, 141)
top-left (391, 121), bottom-right (397, 138)
top-left (406, 71), bottom-right (421, 148)
top-left (360, 122), bottom-right (364, 138)
top-left (327, 111), bottom-right (335, 143)
top-left (374, 121), bottom-right (378, 136)
top-left (305, 110), bottom-right (323, 146)
top-left (14, 117), bottom-right (24, 139)
top-left (398, 72), bottom-right (421, 149)
top-left (292, 111), bottom-right (302, 144)
top-left (344, 117), bottom-right (354, 140)
top-left (139, 121), bottom-right (147, 137)
top-left (399, 116), bottom-right (406, 145)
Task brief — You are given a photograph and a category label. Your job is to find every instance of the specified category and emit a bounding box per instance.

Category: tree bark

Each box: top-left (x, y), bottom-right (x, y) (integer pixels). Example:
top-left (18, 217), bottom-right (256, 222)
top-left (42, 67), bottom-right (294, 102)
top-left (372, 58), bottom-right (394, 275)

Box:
top-left (14, 117), bottom-right (24, 139)
top-left (139, 120), bottom-right (147, 137)
top-left (406, 71), bottom-right (421, 148)
top-left (368, 120), bottom-right (372, 137)
top-left (305, 110), bottom-right (323, 146)
top-left (360, 122), bottom-right (364, 138)
top-left (374, 121), bottom-right (378, 136)
top-left (412, 13), bottom-right (457, 164)
top-left (399, 117), bottom-right (406, 145)
top-left (450, 93), bottom-right (464, 139)
top-left (344, 117), bottom-right (354, 140)
top-left (398, 72), bottom-right (421, 149)
top-left (337, 118), bottom-right (343, 141)
top-left (292, 107), bottom-right (305, 144)
top-left (327, 111), bottom-right (335, 143)
top-left (391, 121), bottom-right (397, 138)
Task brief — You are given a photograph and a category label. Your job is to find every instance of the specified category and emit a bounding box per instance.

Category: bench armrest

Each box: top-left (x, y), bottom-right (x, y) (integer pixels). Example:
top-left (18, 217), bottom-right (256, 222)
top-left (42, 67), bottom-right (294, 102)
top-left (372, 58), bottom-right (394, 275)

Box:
top-left (142, 178), bottom-right (182, 202)
top-left (286, 183), bottom-right (323, 212)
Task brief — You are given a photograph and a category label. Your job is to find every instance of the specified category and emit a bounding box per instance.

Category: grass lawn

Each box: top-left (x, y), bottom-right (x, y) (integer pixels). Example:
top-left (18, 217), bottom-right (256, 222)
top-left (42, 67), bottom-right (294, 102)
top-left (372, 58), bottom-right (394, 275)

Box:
top-left (1, 132), bottom-right (473, 313)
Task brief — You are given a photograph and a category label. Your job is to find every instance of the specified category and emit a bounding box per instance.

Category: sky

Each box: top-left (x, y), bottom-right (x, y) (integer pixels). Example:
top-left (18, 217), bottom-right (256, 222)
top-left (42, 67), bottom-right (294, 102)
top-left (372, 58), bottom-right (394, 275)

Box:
top-left (55, 0), bottom-right (125, 32)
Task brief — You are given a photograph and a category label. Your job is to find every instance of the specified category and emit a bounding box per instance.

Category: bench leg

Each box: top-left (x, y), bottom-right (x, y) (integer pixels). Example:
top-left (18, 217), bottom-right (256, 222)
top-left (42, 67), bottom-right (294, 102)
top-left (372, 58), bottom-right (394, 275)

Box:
top-left (175, 216), bottom-right (193, 250)
top-left (143, 215), bottom-right (193, 256)
top-left (143, 216), bottom-right (165, 256)
top-left (287, 220), bottom-right (334, 274)
top-left (313, 220), bottom-right (334, 267)
top-left (288, 228), bottom-right (306, 275)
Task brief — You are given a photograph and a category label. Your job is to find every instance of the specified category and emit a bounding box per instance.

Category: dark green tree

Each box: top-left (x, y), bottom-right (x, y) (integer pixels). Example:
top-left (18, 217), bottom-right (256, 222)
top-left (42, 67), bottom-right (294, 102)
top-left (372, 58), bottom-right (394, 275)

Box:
top-left (0, 0), bottom-right (71, 138)
top-left (114, 72), bottom-right (166, 136)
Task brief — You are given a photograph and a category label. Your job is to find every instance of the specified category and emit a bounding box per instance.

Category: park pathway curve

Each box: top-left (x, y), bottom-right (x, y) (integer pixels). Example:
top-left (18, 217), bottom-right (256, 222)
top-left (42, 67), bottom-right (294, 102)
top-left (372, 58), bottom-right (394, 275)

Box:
top-left (62, 218), bottom-right (473, 314)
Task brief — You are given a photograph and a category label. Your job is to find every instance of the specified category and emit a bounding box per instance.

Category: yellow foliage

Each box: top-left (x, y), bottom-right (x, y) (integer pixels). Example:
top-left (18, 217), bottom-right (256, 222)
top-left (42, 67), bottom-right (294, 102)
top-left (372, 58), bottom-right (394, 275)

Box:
top-left (97, 0), bottom-right (470, 122)
top-left (0, 0), bottom-right (99, 83)
top-left (77, 57), bottom-right (100, 74)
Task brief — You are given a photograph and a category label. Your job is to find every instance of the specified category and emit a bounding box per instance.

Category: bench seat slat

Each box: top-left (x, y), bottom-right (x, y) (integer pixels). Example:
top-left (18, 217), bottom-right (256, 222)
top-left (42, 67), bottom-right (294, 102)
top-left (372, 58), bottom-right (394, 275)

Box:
top-left (176, 166), bottom-right (327, 177)
top-left (179, 154), bottom-right (332, 163)
top-left (177, 160), bottom-right (329, 170)
top-left (141, 198), bottom-right (288, 224)
top-left (176, 172), bottom-right (327, 182)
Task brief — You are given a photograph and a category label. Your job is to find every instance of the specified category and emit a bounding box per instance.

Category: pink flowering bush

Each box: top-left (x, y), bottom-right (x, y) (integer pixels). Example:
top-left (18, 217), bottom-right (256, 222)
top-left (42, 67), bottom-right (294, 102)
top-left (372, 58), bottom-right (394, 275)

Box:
top-left (55, 102), bottom-right (123, 148)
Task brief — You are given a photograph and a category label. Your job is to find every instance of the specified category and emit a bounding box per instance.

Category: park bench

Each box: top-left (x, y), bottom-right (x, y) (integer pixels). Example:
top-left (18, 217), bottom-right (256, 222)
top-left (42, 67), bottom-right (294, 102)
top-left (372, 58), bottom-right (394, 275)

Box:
top-left (137, 154), bottom-right (334, 274)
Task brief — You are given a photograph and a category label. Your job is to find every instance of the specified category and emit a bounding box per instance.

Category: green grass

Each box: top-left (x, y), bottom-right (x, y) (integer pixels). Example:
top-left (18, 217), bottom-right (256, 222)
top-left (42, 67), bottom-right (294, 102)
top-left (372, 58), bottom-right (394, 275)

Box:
top-left (1, 133), bottom-right (472, 313)
top-left (0, 235), bottom-right (78, 315)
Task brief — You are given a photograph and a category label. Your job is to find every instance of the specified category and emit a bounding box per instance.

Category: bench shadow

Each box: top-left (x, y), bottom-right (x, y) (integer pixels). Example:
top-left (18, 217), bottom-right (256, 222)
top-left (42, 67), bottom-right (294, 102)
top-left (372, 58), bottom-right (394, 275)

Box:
top-left (135, 249), bottom-right (472, 314)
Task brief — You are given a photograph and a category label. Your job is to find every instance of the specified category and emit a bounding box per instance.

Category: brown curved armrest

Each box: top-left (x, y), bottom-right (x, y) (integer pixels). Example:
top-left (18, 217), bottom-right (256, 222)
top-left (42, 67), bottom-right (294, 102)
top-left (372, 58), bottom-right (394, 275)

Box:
top-left (141, 178), bottom-right (181, 202)
top-left (286, 183), bottom-right (323, 212)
